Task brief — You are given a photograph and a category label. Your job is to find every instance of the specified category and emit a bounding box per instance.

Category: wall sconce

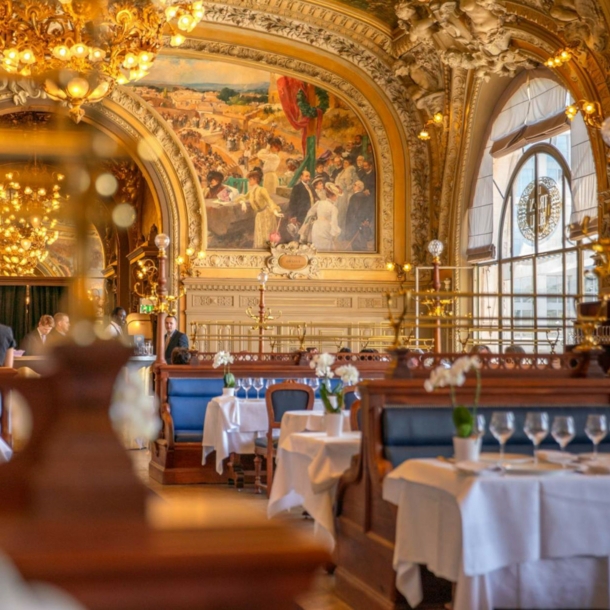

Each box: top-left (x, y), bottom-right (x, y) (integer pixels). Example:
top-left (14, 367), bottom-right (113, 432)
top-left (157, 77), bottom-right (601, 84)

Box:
top-left (176, 246), bottom-right (206, 278)
top-left (386, 260), bottom-right (414, 283)
top-left (566, 100), bottom-right (604, 128)
top-left (545, 48), bottom-right (573, 68)
top-left (418, 112), bottom-right (445, 141)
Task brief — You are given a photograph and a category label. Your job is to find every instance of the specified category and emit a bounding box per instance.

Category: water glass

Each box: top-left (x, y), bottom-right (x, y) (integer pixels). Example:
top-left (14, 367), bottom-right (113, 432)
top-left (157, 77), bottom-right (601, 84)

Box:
top-left (253, 377), bottom-right (265, 399)
top-left (524, 412), bottom-right (549, 464)
top-left (551, 415), bottom-right (575, 452)
top-left (585, 414), bottom-right (608, 459)
top-left (243, 377), bottom-right (253, 400)
top-left (473, 413), bottom-right (486, 438)
top-left (490, 411), bottom-right (515, 462)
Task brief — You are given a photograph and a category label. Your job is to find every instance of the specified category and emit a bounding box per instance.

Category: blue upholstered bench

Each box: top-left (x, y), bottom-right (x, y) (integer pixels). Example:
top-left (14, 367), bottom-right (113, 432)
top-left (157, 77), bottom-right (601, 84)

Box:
top-left (167, 378), bottom-right (225, 443)
top-left (382, 405), bottom-right (610, 467)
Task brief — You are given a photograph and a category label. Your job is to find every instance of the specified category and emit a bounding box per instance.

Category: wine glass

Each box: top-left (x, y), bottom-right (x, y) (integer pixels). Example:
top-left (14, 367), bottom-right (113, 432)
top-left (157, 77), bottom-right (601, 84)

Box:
top-left (235, 378), bottom-right (244, 398)
top-left (268, 379), bottom-right (276, 388)
top-left (524, 412), bottom-right (549, 464)
top-left (253, 377), bottom-right (265, 399)
top-left (243, 377), bottom-right (253, 400)
top-left (473, 413), bottom-right (486, 438)
top-left (551, 416), bottom-right (575, 453)
top-left (310, 377), bottom-right (320, 392)
top-left (585, 414), bottom-right (608, 459)
top-left (490, 411), bottom-right (515, 463)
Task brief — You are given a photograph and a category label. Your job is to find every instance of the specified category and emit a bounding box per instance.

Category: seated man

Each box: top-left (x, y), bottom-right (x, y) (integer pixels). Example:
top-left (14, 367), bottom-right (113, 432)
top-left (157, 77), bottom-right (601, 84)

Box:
top-left (20, 315), bottom-right (54, 355)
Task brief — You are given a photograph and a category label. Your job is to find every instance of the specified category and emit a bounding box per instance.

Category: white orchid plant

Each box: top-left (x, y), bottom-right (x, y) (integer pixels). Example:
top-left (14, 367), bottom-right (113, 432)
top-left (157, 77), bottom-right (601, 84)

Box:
top-left (310, 353), bottom-right (360, 414)
top-left (213, 350), bottom-right (235, 388)
top-left (424, 356), bottom-right (482, 438)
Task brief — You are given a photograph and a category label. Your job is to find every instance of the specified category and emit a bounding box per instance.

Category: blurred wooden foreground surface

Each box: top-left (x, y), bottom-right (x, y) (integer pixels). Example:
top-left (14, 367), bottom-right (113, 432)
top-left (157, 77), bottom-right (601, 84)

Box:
top-left (0, 342), bottom-right (328, 610)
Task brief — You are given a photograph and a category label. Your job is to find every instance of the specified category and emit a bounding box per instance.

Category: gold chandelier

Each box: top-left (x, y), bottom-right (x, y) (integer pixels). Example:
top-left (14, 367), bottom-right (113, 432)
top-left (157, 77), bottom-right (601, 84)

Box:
top-left (0, 0), bottom-right (205, 123)
top-left (0, 165), bottom-right (64, 276)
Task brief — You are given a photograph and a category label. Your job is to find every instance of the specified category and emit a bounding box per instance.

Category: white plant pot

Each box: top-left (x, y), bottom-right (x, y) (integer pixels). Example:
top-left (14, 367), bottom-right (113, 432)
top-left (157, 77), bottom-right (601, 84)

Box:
top-left (453, 436), bottom-right (481, 462)
top-left (222, 387), bottom-right (235, 397)
top-left (325, 412), bottom-right (343, 437)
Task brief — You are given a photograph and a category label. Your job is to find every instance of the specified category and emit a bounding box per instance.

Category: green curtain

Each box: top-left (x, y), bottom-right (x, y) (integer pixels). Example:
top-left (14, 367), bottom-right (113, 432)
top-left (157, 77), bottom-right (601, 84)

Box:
top-left (27, 286), bottom-right (68, 334)
top-left (0, 286), bottom-right (27, 346)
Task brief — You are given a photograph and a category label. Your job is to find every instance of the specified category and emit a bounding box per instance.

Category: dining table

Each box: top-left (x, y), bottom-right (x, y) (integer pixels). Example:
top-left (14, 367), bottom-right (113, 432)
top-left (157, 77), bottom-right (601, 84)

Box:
top-left (382, 457), bottom-right (610, 610)
top-left (268, 430), bottom-right (361, 550)
top-left (201, 394), bottom-right (325, 474)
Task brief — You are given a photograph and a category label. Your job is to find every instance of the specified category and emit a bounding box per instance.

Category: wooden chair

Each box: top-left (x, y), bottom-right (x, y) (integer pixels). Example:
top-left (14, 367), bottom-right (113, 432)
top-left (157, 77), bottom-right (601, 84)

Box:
top-left (349, 399), bottom-right (361, 431)
top-left (254, 380), bottom-right (314, 496)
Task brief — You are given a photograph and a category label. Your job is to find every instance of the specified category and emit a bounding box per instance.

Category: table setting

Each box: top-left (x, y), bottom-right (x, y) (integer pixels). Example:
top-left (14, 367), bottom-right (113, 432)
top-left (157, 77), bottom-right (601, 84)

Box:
top-left (382, 356), bottom-right (610, 610)
top-left (268, 355), bottom-right (362, 549)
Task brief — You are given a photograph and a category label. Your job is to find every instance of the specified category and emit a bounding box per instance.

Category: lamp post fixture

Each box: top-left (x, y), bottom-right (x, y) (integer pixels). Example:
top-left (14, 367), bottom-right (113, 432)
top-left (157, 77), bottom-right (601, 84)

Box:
top-left (154, 232), bottom-right (170, 365)
top-left (246, 269), bottom-right (281, 356)
top-left (427, 239), bottom-right (444, 353)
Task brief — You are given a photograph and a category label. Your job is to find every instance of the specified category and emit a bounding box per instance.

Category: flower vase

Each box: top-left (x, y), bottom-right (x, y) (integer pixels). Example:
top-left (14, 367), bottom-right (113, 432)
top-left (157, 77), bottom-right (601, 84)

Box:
top-left (453, 436), bottom-right (481, 462)
top-left (325, 396), bottom-right (343, 436)
top-left (222, 387), bottom-right (235, 397)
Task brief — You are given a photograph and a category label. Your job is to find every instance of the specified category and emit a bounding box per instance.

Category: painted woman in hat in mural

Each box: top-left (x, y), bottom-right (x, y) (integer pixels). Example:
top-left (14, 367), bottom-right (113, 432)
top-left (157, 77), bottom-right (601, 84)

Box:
top-left (235, 169), bottom-right (284, 249)
top-left (299, 182), bottom-right (342, 251)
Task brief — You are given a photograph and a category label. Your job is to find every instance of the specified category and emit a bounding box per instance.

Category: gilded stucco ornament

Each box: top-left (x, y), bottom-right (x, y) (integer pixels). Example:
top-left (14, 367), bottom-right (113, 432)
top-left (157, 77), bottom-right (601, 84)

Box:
top-left (395, 0), bottom-right (536, 79)
top-left (266, 242), bottom-right (320, 280)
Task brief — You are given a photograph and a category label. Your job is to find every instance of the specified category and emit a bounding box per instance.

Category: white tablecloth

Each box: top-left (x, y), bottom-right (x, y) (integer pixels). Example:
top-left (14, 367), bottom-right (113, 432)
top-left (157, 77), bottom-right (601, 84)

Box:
top-left (201, 396), bottom-right (269, 474)
top-left (201, 396), bottom-right (325, 474)
top-left (279, 410), bottom-right (350, 446)
top-left (268, 431), bottom-right (361, 549)
top-left (383, 459), bottom-right (610, 610)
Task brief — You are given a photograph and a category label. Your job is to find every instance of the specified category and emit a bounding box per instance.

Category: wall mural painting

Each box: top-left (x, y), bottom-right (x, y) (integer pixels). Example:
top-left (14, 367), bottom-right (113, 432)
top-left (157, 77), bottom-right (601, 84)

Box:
top-left (133, 57), bottom-right (377, 253)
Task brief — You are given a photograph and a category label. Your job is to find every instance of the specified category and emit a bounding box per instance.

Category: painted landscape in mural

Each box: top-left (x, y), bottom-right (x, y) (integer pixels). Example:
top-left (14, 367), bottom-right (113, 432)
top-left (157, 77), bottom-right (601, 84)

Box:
top-left (133, 57), bottom-right (377, 252)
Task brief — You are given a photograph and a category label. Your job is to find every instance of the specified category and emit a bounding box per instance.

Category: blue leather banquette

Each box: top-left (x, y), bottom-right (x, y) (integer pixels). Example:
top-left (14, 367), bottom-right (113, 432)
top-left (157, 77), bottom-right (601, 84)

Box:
top-left (382, 404), bottom-right (610, 467)
top-left (167, 377), bottom-right (224, 443)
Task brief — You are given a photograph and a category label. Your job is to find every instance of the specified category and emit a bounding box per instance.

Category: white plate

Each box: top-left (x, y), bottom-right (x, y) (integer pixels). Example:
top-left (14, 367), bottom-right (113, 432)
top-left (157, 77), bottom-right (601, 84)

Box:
top-left (503, 462), bottom-right (568, 476)
top-left (479, 452), bottom-right (532, 464)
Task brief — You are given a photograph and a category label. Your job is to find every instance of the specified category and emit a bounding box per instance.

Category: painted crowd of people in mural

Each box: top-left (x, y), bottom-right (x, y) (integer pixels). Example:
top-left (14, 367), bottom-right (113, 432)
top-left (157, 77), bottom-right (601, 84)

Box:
top-left (135, 58), bottom-right (378, 253)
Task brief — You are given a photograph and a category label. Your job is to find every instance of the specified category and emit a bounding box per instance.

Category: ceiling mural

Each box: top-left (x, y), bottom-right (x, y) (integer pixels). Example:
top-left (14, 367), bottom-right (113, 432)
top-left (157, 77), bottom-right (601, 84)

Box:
top-left (132, 56), bottom-right (378, 254)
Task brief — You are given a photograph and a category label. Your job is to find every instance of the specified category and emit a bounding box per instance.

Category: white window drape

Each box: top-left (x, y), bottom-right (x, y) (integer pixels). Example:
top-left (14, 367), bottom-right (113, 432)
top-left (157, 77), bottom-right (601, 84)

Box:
top-left (467, 77), bottom-right (597, 258)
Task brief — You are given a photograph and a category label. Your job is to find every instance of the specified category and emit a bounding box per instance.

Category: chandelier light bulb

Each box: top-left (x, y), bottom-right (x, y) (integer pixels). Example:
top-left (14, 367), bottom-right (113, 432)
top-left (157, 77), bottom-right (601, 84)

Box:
top-left (185, 247), bottom-right (195, 257)
top-left (196, 250), bottom-right (206, 259)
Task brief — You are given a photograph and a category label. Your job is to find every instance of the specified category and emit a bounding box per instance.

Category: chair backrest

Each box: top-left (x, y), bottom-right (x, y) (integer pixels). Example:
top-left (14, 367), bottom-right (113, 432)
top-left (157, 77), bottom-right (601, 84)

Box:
top-left (343, 385), bottom-right (359, 410)
top-left (266, 380), bottom-right (314, 428)
top-left (350, 399), bottom-right (362, 432)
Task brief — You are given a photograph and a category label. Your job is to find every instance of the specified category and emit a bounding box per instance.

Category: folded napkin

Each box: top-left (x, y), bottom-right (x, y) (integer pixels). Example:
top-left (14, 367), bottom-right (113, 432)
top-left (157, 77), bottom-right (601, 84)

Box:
top-left (537, 449), bottom-right (576, 464)
top-left (455, 460), bottom-right (499, 476)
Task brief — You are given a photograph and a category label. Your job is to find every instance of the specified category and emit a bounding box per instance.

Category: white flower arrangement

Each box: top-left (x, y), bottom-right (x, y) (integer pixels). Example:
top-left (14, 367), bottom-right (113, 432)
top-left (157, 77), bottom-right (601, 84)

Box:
top-left (424, 356), bottom-right (482, 438)
top-left (310, 352), bottom-right (335, 378)
top-left (109, 373), bottom-right (161, 442)
top-left (311, 354), bottom-right (360, 414)
top-left (336, 364), bottom-right (360, 386)
top-left (213, 350), bottom-right (236, 387)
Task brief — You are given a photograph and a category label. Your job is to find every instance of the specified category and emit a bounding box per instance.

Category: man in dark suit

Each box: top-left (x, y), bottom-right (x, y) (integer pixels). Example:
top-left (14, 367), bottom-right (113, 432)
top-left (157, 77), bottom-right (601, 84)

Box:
top-left (20, 315), bottom-right (54, 356)
top-left (164, 315), bottom-right (189, 363)
top-left (47, 312), bottom-right (70, 347)
top-left (283, 170), bottom-right (314, 242)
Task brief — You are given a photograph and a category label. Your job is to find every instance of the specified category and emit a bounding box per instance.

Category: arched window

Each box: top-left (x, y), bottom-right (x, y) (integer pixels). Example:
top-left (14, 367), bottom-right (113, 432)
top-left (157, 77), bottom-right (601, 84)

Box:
top-left (469, 76), bottom-right (599, 353)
